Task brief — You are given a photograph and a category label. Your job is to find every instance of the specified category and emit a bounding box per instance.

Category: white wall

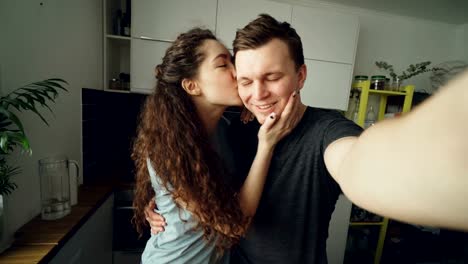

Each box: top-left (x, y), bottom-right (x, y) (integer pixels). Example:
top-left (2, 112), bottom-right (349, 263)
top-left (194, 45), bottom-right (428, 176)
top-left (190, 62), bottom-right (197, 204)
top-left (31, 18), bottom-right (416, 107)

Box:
top-left (353, 14), bottom-right (460, 93)
top-left (276, 0), bottom-right (464, 93)
top-left (0, 0), bottom-right (102, 240)
top-left (456, 23), bottom-right (468, 62)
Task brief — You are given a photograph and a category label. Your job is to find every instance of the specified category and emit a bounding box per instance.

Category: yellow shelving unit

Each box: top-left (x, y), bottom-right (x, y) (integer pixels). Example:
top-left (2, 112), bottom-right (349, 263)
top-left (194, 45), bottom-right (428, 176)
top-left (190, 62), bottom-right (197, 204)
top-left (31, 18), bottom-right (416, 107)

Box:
top-left (348, 80), bottom-right (414, 264)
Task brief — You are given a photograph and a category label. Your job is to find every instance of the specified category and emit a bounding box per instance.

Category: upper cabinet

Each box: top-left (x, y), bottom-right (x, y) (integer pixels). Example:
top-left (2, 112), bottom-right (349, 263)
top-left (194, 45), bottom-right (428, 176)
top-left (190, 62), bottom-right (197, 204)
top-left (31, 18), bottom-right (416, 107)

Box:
top-left (103, 0), bottom-right (131, 92)
top-left (292, 6), bottom-right (359, 64)
top-left (216, 0), bottom-right (292, 49)
top-left (302, 59), bottom-right (354, 110)
top-left (132, 0), bottom-right (217, 41)
top-left (104, 0), bottom-right (360, 109)
top-left (131, 38), bottom-right (171, 94)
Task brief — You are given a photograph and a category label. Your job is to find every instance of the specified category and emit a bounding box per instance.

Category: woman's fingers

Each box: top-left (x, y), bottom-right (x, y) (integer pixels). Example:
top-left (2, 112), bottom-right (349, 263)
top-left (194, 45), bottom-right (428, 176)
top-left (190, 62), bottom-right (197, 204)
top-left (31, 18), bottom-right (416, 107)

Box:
top-left (144, 202), bottom-right (162, 220)
top-left (279, 90), bottom-right (302, 130)
top-left (260, 112), bottom-right (277, 131)
top-left (144, 200), bottom-right (167, 229)
top-left (257, 89), bottom-right (301, 146)
top-left (151, 226), bottom-right (165, 235)
top-left (270, 90), bottom-right (298, 131)
top-left (280, 90), bottom-right (298, 120)
top-left (147, 215), bottom-right (166, 226)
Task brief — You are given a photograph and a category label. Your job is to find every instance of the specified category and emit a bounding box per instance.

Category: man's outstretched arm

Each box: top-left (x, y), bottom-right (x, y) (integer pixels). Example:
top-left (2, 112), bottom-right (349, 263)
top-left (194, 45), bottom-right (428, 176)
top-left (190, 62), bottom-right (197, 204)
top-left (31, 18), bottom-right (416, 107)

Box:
top-left (325, 70), bottom-right (468, 231)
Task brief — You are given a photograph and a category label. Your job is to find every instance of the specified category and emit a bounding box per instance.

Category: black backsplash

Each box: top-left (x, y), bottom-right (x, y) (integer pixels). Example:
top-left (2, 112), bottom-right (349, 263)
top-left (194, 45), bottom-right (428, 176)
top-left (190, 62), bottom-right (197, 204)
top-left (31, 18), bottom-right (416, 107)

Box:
top-left (82, 89), bottom-right (147, 184)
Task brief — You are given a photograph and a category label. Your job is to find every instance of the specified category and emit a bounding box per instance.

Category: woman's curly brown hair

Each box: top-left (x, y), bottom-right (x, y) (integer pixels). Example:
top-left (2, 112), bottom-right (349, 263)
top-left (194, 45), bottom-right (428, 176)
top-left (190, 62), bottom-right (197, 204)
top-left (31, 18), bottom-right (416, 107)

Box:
top-left (132, 28), bottom-right (248, 253)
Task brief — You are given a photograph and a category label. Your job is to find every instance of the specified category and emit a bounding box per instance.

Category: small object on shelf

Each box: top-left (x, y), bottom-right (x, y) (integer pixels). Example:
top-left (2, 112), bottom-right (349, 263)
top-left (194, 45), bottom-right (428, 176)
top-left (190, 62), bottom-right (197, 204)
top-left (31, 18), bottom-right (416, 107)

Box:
top-left (113, 9), bottom-right (123, 36)
top-left (109, 78), bottom-right (121, 90)
top-left (346, 91), bottom-right (360, 120)
top-left (119, 72), bottom-right (131, 90)
top-left (353, 75), bottom-right (368, 89)
top-left (121, 12), bottom-right (131, 36)
top-left (392, 77), bottom-right (403, 91)
top-left (364, 106), bottom-right (376, 128)
top-left (370, 75), bottom-right (386, 90)
top-left (385, 77), bottom-right (391, 90)
top-left (351, 97), bottom-right (360, 123)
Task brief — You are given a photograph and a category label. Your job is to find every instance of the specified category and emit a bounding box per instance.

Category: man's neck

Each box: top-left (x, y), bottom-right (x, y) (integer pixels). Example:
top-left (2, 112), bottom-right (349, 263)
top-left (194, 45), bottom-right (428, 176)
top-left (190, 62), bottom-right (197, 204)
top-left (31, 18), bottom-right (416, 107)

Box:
top-left (295, 103), bottom-right (308, 126)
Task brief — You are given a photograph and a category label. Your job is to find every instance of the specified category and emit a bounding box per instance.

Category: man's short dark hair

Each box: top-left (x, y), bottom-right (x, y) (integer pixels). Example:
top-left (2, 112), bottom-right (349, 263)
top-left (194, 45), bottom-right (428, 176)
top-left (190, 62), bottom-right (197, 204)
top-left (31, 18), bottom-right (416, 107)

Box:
top-left (233, 14), bottom-right (304, 70)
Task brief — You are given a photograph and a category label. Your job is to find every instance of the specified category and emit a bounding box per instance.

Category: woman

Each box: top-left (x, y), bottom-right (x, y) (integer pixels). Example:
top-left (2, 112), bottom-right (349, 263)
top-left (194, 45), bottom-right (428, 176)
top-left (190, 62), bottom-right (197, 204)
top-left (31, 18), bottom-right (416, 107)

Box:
top-left (132, 28), bottom-right (300, 263)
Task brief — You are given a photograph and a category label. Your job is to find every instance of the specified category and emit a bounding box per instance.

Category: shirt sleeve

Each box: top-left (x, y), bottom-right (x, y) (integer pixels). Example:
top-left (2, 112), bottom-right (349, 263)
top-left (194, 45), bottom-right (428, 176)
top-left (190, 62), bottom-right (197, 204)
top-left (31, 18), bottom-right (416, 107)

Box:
top-left (319, 110), bottom-right (363, 196)
top-left (321, 110), bottom-right (363, 152)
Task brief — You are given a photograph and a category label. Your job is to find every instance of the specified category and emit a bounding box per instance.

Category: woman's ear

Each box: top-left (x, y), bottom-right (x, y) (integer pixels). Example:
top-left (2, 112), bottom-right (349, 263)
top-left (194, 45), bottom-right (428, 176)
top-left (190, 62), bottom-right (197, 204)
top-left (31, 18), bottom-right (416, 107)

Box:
top-left (181, 78), bottom-right (201, 96)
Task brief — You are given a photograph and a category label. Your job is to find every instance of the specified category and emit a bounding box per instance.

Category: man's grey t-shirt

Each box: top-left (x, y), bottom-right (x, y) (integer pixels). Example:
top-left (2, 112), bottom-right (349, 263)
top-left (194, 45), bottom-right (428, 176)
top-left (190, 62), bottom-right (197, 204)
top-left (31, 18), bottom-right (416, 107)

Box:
top-left (229, 107), bottom-right (363, 264)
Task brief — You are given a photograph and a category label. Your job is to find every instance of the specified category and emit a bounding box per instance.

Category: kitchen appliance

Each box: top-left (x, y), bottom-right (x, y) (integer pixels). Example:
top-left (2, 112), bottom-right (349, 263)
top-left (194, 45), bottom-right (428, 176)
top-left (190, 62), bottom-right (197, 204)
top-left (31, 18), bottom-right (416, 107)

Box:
top-left (113, 189), bottom-right (149, 263)
top-left (39, 156), bottom-right (79, 220)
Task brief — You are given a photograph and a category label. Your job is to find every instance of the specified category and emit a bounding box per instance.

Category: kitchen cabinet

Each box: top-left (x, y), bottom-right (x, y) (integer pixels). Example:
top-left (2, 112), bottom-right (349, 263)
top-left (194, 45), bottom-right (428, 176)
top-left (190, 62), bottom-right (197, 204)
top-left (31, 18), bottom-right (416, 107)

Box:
top-left (216, 0), bottom-right (292, 49)
top-left (292, 6), bottom-right (359, 111)
top-left (49, 194), bottom-right (114, 264)
top-left (132, 0), bottom-right (217, 41)
top-left (327, 195), bottom-right (354, 264)
top-left (301, 59), bottom-right (354, 110)
top-left (103, 0), bottom-right (131, 92)
top-left (104, 0), bottom-right (360, 109)
top-left (131, 38), bottom-right (171, 94)
top-left (292, 6), bottom-right (359, 64)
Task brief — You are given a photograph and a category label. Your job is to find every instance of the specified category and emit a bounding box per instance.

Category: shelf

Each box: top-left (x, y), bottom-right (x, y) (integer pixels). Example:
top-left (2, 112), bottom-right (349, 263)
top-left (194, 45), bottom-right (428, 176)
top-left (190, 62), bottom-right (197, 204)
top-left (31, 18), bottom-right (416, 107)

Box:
top-left (106, 34), bottom-right (131, 40)
top-left (351, 88), bottom-right (407, 96)
top-left (104, 88), bottom-right (130, 94)
top-left (350, 221), bottom-right (384, 226)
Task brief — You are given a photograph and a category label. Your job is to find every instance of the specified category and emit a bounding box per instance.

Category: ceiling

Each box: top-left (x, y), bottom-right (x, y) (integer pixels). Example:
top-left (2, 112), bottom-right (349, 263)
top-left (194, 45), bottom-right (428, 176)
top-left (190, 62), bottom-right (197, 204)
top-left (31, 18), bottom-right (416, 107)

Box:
top-left (298, 0), bottom-right (468, 24)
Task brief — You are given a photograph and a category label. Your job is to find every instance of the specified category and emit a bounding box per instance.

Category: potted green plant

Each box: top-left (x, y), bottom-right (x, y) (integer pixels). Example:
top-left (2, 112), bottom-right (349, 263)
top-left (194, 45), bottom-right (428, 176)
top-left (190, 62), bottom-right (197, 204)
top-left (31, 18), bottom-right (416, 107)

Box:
top-left (375, 61), bottom-right (441, 90)
top-left (0, 78), bottom-right (67, 251)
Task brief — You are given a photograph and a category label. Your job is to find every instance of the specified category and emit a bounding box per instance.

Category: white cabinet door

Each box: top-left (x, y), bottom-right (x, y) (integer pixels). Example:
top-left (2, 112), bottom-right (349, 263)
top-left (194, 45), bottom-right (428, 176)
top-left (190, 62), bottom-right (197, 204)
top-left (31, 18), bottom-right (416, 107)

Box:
top-left (292, 6), bottom-right (359, 64)
top-left (327, 195), bottom-right (353, 264)
top-left (131, 38), bottom-right (171, 94)
top-left (216, 0), bottom-right (292, 49)
top-left (302, 59), bottom-right (353, 110)
top-left (133, 0), bottom-right (217, 41)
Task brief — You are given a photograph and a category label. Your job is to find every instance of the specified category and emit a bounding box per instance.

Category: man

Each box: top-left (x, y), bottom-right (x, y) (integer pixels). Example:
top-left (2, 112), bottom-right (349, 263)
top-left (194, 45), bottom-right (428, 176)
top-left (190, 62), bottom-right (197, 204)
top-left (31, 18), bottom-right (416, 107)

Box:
top-left (147, 14), bottom-right (468, 263)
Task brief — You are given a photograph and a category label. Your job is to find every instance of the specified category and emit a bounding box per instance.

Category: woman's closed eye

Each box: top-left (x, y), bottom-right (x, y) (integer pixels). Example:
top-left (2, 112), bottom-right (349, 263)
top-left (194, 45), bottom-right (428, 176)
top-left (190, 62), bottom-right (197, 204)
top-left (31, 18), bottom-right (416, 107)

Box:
top-left (240, 80), bottom-right (252, 86)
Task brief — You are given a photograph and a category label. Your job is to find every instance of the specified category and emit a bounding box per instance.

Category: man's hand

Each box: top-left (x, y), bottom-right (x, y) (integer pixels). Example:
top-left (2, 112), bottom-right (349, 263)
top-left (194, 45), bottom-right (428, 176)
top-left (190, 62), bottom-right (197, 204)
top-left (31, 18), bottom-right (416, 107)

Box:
top-left (144, 200), bottom-right (167, 235)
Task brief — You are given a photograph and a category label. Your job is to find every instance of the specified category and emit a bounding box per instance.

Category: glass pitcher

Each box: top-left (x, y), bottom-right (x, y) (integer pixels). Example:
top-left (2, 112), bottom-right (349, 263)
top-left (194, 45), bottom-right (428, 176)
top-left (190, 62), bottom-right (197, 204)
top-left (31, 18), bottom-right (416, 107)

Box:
top-left (39, 156), bottom-right (79, 220)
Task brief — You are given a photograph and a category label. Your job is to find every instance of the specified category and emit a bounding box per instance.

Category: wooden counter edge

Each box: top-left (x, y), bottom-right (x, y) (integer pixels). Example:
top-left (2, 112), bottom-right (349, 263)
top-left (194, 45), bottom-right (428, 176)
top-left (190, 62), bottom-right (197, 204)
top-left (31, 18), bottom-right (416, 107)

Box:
top-left (0, 185), bottom-right (115, 264)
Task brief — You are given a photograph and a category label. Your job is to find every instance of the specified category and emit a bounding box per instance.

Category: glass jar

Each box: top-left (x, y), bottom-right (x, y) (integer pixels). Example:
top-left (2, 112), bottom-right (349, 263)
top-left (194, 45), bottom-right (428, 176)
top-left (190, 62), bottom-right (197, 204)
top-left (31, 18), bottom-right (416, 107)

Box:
top-left (370, 75), bottom-right (386, 90)
top-left (385, 78), bottom-right (391, 90)
top-left (392, 77), bottom-right (403, 91)
top-left (353, 75), bottom-right (368, 89)
top-left (39, 156), bottom-right (79, 220)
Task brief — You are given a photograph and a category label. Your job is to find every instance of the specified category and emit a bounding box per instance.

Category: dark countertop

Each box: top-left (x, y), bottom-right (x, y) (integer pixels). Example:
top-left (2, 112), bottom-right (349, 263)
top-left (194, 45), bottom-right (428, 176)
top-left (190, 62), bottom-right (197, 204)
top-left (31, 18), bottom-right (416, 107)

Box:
top-left (0, 183), bottom-right (129, 264)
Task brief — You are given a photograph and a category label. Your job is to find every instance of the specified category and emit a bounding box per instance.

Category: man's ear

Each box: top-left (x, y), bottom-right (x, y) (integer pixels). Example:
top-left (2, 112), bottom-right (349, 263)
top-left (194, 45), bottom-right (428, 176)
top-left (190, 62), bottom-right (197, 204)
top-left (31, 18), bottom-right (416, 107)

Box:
top-left (297, 64), bottom-right (307, 90)
top-left (181, 78), bottom-right (201, 96)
